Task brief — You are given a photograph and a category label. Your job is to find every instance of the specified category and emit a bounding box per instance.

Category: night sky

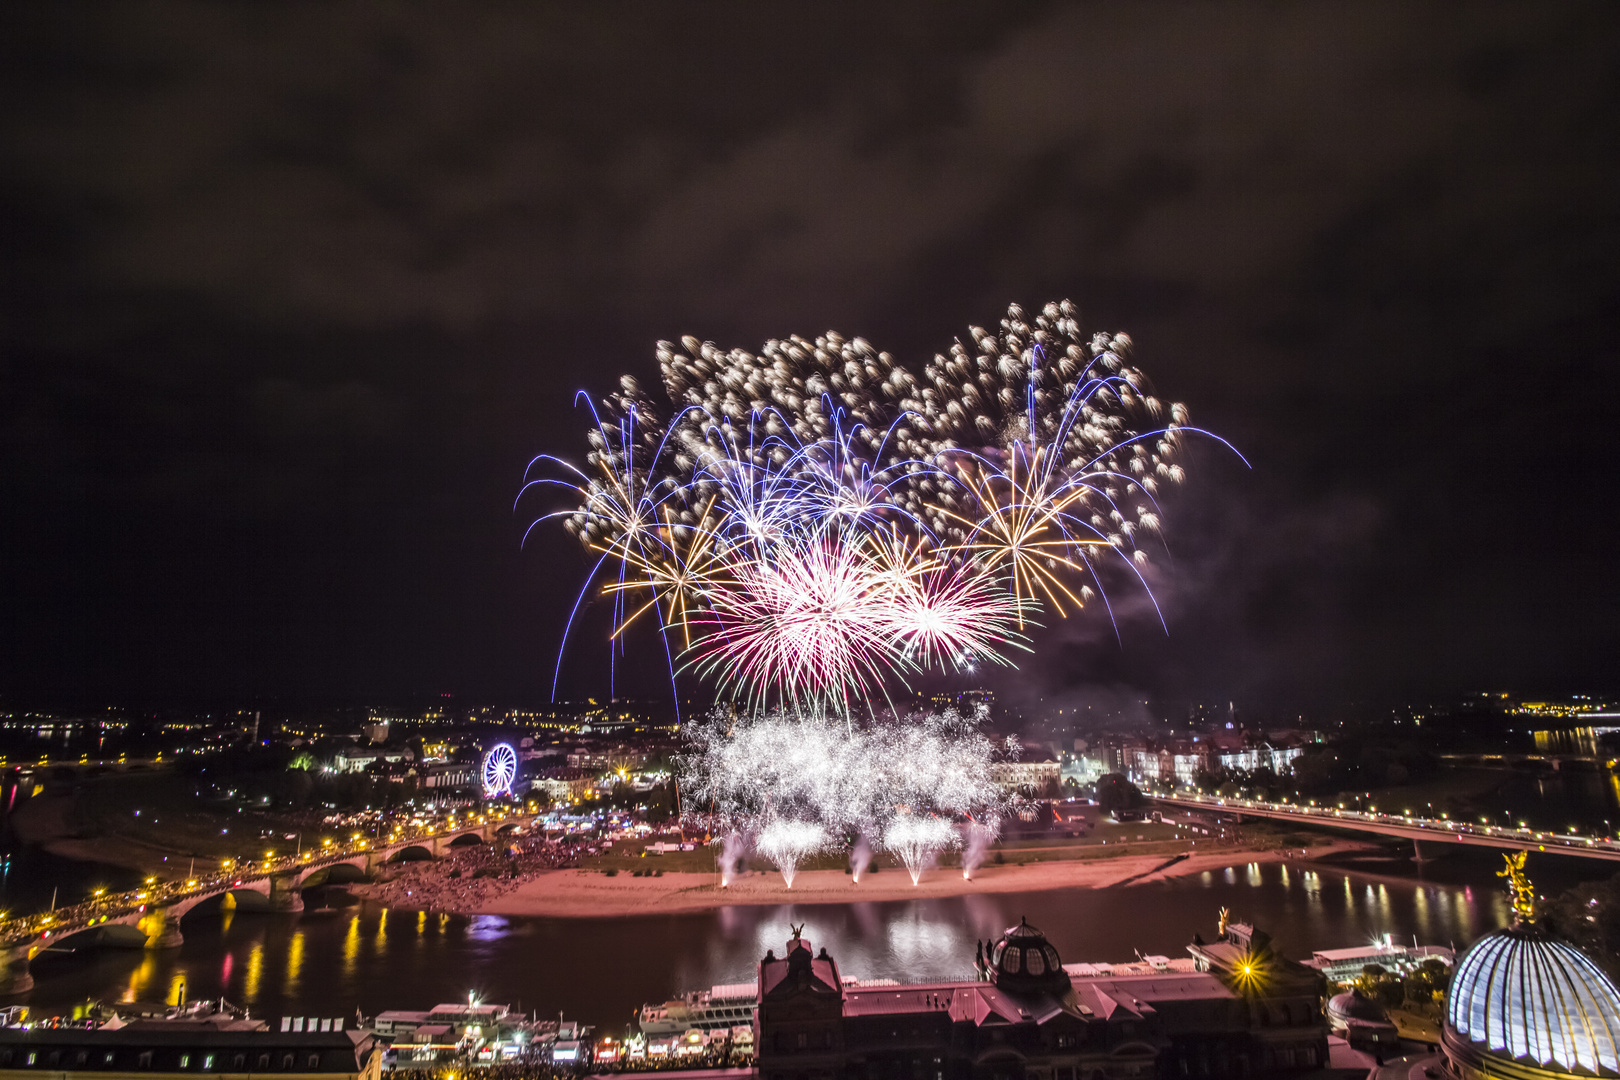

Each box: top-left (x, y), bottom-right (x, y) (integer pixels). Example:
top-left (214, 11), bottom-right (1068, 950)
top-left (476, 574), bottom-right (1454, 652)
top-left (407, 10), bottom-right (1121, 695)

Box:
top-left (4, 5), bottom-right (1618, 712)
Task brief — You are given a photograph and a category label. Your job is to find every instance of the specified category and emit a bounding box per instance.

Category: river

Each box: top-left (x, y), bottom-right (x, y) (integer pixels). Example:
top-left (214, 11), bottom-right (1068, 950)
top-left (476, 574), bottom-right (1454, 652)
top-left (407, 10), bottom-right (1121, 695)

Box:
top-left (20, 847), bottom-right (1595, 1034)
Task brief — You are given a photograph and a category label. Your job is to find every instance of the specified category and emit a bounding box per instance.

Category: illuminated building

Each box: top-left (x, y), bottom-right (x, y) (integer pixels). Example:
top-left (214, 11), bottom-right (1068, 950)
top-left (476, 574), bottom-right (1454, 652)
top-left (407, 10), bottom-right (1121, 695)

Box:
top-left (754, 916), bottom-right (1327, 1080)
top-left (989, 748), bottom-right (1060, 795)
top-left (1439, 857), bottom-right (1620, 1080)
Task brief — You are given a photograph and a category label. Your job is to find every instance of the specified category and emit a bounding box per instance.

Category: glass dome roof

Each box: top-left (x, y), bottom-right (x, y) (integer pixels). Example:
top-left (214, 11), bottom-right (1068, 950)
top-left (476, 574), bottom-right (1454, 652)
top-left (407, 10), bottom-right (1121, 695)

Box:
top-left (988, 917), bottom-right (1071, 995)
top-left (1447, 927), bottom-right (1620, 1075)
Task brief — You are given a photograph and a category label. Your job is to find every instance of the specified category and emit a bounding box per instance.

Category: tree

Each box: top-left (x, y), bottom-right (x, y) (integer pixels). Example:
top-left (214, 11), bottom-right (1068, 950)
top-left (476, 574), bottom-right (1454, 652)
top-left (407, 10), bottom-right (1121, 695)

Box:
top-left (1403, 960), bottom-right (1449, 1005)
top-left (1357, 964), bottom-right (1404, 1008)
top-left (1096, 773), bottom-right (1143, 815)
top-left (1542, 870), bottom-right (1620, 982)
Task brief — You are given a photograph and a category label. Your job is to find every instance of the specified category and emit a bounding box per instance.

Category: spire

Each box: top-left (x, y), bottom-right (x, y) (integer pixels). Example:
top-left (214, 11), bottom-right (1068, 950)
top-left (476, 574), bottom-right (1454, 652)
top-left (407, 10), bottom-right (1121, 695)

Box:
top-left (1497, 852), bottom-right (1537, 926)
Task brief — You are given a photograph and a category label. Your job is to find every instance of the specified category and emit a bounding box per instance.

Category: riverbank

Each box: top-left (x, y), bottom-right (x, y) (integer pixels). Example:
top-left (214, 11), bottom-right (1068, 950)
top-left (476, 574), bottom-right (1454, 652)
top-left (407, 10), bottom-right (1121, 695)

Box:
top-left (396, 839), bottom-right (1376, 917)
top-left (7, 793), bottom-right (193, 878)
top-left (12, 789), bottom-right (1381, 918)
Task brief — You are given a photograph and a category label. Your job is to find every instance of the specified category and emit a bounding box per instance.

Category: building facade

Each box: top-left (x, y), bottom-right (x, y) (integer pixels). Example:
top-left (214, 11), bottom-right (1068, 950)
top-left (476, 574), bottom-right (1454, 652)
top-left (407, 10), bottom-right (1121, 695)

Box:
top-left (755, 915), bottom-right (1326, 1080)
top-left (0, 1024), bottom-right (379, 1080)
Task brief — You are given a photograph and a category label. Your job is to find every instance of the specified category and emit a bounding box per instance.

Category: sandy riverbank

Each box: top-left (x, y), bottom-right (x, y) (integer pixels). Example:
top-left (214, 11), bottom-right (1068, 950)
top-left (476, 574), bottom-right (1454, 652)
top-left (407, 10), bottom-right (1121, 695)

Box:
top-left (12, 790), bottom-right (1380, 916)
top-left (456, 841), bottom-right (1374, 918)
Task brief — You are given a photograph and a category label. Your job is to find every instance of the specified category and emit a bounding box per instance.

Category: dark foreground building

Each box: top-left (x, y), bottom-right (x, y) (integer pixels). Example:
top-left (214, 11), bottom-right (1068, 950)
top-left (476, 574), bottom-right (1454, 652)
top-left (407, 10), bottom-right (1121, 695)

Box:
top-left (0, 1022), bottom-right (380, 1080)
top-left (755, 917), bottom-right (1326, 1080)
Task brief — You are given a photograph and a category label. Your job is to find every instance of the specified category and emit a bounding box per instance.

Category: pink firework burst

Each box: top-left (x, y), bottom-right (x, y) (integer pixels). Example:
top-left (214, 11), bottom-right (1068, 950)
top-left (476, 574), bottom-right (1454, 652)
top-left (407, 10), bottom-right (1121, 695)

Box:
top-left (689, 536), bottom-right (903, 710)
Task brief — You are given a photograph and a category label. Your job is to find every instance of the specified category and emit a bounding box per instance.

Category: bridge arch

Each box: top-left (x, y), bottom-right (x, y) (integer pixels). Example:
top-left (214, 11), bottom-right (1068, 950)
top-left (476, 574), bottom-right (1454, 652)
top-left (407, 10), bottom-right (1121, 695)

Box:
top-left (298, 861), bottom-right (369, 889)
top-left (178, 884), bottom-right (274, 919)
top-left (447, 833), bottom-right (486, 847)
top-left (39, 922), bottom-right (149, 953)
top-left (388, 845), bottom-right (434, 863)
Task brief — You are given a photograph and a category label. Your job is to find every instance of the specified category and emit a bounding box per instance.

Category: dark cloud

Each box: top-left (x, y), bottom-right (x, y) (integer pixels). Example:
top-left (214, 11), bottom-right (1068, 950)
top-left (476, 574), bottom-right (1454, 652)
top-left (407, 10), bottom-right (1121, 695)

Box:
top-left (3, 3), bottom-right (1619, 707)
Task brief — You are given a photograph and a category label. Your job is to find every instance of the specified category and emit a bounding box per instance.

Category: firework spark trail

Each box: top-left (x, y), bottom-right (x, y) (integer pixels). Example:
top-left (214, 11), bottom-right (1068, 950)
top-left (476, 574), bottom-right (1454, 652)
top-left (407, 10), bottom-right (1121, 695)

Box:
top-left (524, 299), bottom-right (1237, 710)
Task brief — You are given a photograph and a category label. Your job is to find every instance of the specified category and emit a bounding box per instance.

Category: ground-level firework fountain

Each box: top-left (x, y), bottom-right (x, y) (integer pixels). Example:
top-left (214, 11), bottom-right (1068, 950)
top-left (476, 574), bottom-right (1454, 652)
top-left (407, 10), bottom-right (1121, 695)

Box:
top-left (756, 820), bottom-right (828, 888)
top-left (883, 815), bottom-right (961, 885)
top-left (849, 835), bottom-right (874, 883)
top-left (961, 822), bottom-right (996, 880)
top-left (680, 708), bottom-right (1003, 888)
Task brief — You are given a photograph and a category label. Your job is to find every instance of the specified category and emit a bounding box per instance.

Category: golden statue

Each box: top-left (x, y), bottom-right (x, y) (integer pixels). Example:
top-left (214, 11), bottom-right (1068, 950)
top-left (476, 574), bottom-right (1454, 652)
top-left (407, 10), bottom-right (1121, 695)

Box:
top-left (1217, 906), bottom-right (1230, 936)
top-left (1498, 852), bottom-right (1537, 925)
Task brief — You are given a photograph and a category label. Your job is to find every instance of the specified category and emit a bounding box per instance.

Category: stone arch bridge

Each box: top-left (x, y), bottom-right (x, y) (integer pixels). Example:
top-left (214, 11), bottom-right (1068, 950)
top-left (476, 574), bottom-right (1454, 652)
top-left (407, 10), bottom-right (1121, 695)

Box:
top-left (0, 819), bottom-right (516, 996)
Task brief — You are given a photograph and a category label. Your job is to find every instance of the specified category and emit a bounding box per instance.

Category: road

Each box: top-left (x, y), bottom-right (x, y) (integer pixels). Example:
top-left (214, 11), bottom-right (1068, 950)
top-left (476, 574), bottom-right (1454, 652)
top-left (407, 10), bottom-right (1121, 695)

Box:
top-left (1149, 793), bottom-right (1620, 863)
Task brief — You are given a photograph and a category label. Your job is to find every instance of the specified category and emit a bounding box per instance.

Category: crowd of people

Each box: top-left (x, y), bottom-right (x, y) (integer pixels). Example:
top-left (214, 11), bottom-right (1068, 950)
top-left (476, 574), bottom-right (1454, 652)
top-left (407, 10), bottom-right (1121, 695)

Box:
top-left (392, 1064), bottom-right (571, 1080)
top-left (388, 1040), bottom-right (754, 1078)
top-left (362, 834), bottom-right (598, 910)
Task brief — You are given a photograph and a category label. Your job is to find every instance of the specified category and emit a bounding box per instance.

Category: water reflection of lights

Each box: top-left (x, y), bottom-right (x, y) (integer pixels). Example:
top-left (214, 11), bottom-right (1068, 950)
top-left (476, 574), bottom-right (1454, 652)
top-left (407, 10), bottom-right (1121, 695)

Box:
top-left (35, 865), bottom-right (1520, 1030)
top-left (244, 941), bottom-right (262, 1001)
top-left (343, 915), bottom-right (361, 978)
top-left (738, 902), bottom-right (1005, 985)
top-left (167, 973), bottom-right (186, 1007)
top-left (126, 953), bottom-right (156, 1001)
top-left (285, 930), bottom-right (305, 992)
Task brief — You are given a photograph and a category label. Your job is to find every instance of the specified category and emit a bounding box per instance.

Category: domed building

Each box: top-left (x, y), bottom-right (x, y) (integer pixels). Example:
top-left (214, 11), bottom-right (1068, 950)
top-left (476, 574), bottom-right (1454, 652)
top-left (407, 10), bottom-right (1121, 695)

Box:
top-left (1441, 855), bottom-right (1620, 1080)
top-left (977, 917), bottom-right (1073, 996)
top-left (1326, 988), bottom-right (1399, 1052)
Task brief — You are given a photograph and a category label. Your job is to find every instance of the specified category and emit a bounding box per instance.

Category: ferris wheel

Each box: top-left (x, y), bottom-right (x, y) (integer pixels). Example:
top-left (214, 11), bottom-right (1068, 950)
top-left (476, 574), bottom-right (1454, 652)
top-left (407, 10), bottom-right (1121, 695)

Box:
top-left (481, 743), bottom-right (517, 799)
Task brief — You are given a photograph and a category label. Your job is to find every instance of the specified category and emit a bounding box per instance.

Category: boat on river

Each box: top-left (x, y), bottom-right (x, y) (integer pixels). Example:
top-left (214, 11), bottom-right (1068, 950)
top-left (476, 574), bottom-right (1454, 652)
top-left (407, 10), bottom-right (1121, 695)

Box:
top-left (637, 982), bottom-right (756, 1036)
